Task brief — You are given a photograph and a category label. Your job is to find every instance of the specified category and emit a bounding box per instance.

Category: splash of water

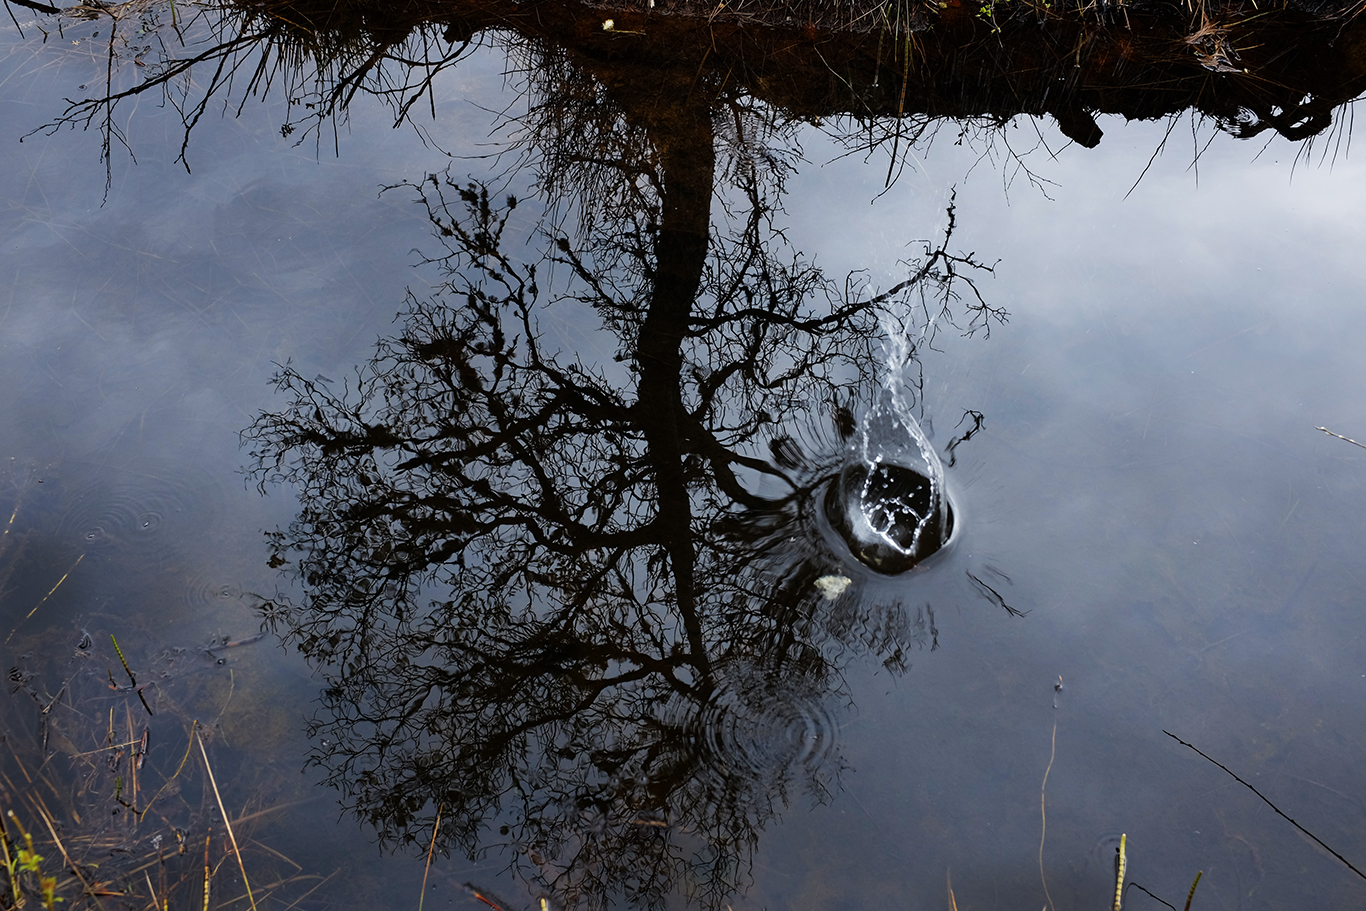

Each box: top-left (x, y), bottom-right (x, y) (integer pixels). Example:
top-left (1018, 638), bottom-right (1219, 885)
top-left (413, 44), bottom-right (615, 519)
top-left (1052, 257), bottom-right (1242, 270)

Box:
top-left (823, 304), bottom-right (953, 574)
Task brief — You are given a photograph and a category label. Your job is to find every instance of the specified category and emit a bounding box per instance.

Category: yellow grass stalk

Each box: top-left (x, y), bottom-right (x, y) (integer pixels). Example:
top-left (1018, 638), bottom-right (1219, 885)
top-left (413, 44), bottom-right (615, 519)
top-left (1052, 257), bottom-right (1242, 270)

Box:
top-left (195, 732), bottom-right (258, 911)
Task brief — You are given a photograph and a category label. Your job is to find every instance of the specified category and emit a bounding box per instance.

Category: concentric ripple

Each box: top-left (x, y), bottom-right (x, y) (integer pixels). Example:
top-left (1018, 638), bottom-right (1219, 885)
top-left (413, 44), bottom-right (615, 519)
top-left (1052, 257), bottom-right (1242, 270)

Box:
top-left (675, 661), bottom-right (840, 782)
top-left (1088, 831), bottom-right (1128, 875)
top-left (54, 467), bottom-right (220, 559)
top-left (183, 576), bottom-right (246, 611)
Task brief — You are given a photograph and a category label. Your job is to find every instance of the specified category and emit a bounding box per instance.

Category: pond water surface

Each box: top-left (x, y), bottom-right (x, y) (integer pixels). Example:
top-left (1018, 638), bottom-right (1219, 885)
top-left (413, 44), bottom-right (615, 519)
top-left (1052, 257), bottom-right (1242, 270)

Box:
top-left (2, 5), bottom-right (1366, 911)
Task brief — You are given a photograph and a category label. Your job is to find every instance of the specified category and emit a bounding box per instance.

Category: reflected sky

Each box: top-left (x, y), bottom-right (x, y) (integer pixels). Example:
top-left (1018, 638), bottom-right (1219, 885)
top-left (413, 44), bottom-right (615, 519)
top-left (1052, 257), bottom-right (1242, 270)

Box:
top-left (2, 7), bottom-right (1366, 910)
top-left (771, 116), bottom-right (1366, 908)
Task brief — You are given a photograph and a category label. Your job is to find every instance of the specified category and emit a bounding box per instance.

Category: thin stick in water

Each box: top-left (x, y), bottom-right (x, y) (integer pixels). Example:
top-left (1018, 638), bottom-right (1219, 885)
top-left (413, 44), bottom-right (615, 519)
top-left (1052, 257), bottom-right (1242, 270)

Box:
top-left (1165, 731), bottom-right (1366, 881)
top-left (1039, 719), bottom-right (1057, 911)
top-left (6, 554), bottom-right (83, 643)
top-left (1316, 426), bottom-right (1366, 451)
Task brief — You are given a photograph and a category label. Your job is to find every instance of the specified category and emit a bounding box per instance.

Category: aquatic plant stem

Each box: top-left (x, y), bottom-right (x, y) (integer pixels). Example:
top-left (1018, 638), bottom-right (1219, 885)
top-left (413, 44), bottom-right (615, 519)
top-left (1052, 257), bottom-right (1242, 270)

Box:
top-left (0, 811), bottom-right (21, 907)
top-left (1164, 731), bottom-right (1366, 881)
top-left (1112, 832), bottom-right (1126, 911)
top-left (110, 633), bottom-right (155, 716)
top-left (1039, 718), bottom-right (1057, 911)
top-left (1183, 870), bottom-right (1203, 911)
top-left (197, 731), bottom-right (260, 911)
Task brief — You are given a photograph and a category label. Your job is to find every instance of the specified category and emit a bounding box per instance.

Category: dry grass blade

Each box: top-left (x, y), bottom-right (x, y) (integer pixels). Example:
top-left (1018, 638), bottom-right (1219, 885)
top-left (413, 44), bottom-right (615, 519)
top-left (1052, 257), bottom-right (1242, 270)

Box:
top-left (195, 732), bottom-right (259, 911)
top-left (418, 802), bottom-right (443, 911)
top-left (273, 867), bottom-right (342, 911)
top-left (33, 799), bottom-right (102, 909)
top-left (463, 882), bottom-right (515, 911)
top-left (6, 554), bottom-right (84, 644)
top-left (139, 721), bottom-right (199, 824)
top-left (144, 870), bottom-right (164, 911)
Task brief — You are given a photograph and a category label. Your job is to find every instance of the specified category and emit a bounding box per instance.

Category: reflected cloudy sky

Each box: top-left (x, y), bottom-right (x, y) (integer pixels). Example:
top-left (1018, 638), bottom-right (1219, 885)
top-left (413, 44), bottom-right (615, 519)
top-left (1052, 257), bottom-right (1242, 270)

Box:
top-left (2, 20), bottom-right (1365, 908)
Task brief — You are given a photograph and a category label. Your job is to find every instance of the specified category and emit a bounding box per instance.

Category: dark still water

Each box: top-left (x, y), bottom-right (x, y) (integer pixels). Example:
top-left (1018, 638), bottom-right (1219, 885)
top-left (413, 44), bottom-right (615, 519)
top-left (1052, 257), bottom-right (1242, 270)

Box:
top-left (2, 3), bottom-right (1365, 910)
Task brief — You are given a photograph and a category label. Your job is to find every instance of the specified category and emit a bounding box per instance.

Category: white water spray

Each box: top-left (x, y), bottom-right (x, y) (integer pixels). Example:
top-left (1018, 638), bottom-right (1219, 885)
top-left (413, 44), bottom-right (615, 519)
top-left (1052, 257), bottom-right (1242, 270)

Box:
top-left (824, 300), bottom-right (952, 573)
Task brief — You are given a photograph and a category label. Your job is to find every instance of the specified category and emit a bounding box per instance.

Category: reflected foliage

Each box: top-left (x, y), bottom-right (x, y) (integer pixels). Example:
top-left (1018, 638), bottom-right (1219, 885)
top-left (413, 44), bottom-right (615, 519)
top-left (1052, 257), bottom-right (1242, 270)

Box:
top-left (244, 57), bottom-right (999, 905)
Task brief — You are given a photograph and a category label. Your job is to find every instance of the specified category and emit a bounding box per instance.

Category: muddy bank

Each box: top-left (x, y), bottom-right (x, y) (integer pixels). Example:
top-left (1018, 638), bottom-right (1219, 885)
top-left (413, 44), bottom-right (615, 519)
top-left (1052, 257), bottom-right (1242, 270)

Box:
top-left (201, 0), bottom-right (1366, 146)
top-left (31, 0), bottom-right (1366, 159)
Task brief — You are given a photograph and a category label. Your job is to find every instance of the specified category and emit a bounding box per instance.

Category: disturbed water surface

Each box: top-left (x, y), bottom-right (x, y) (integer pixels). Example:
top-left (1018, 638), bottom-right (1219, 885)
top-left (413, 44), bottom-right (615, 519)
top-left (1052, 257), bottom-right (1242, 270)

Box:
top-left (2, 5), bottom-right (1366, 910)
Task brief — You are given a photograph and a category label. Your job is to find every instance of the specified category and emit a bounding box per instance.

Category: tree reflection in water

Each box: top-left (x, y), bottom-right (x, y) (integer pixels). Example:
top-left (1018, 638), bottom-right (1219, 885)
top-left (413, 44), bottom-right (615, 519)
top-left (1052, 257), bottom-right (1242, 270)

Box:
top-left (243, 47), bottom-right (1004, 908)
top-left (11, 0), bottom-right (1366, 902)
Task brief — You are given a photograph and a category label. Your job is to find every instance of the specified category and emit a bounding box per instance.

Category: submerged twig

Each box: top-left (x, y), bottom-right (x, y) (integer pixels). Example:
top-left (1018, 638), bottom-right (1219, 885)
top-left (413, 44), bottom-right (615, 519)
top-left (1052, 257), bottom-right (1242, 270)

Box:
top-left (1125, 881), bottom-right (1175, 909)
top-left (464, 883), bottom-right (515, 911)
top-left (109, 634), bottom-right (154, 717)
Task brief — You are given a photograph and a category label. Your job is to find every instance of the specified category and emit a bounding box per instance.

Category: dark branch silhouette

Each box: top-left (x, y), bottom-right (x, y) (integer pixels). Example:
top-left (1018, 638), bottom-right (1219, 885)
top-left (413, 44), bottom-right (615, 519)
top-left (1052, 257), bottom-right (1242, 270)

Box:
top-left (244, 51), bottom-right (1003, 907)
